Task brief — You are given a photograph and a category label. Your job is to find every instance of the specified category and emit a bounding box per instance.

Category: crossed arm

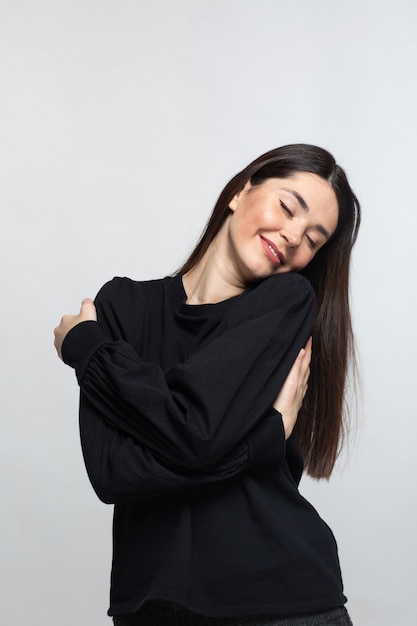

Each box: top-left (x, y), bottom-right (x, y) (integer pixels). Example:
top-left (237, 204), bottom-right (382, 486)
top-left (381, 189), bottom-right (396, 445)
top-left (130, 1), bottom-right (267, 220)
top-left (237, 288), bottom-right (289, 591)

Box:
top-left (54, 298), bottom-right (311, 441)
top-left (54, 281), bottom-right (313, 503)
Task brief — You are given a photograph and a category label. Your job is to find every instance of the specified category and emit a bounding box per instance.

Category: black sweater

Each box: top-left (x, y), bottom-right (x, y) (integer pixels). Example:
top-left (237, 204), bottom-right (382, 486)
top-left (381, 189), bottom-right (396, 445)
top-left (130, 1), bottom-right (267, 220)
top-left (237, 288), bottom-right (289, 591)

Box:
top-left (62, 272), bottom-right (346, 618)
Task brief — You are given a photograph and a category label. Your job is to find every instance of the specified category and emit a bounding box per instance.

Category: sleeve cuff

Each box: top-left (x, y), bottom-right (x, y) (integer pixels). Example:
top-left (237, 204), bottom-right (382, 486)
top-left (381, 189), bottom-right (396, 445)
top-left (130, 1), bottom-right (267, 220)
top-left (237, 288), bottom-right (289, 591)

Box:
top-left (61, 321), bottom-right (108, 384)
top-left (246, 409), bottom-right (286, 467)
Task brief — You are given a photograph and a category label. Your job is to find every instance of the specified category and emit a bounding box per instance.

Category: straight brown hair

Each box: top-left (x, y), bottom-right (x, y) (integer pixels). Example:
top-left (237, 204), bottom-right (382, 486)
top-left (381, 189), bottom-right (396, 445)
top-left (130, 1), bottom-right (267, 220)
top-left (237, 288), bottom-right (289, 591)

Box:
top-left (179, 144), bottom-right (361, 479)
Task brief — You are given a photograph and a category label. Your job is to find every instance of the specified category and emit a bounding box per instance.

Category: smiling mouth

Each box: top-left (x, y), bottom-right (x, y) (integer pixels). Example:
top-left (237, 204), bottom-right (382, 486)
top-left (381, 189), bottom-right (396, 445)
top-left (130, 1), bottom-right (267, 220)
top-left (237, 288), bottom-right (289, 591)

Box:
top-left (260, 236), bottom-right (285, 265)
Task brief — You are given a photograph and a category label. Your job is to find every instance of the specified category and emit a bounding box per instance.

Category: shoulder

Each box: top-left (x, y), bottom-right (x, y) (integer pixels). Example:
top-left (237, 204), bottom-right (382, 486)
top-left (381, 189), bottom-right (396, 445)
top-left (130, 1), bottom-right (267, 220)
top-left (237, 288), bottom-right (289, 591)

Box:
top-left (94, 276), bottom-right (169, 341)
top-left (222, 273), bottom-right (316, 332)
top-left (250, 273), bottom-right (315, 303)
top-left (240, 273), bottom-right (315, 316)
top-left (95, 275), bottom-right (172, 306)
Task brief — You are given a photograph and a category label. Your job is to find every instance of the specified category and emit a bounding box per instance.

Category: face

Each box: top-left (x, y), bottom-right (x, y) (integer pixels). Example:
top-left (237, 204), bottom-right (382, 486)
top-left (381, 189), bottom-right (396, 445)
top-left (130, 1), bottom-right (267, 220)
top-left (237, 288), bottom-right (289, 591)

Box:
top-left (225, 172), bottom-right (339, 283)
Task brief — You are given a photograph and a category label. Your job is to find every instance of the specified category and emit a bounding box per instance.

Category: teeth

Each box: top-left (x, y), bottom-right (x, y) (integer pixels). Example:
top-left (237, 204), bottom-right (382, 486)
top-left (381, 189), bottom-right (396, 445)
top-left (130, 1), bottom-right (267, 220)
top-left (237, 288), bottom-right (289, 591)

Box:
top-left (268, 244), bottom-right (279, 258)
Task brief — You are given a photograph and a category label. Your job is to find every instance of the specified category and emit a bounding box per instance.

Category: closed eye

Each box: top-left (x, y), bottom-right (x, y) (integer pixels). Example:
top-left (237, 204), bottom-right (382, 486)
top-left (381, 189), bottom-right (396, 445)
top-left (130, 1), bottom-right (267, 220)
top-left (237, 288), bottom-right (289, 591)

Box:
top-left (305, 233), bottom-right (317, 249)
top-left (280, 199), bottom-right (293, 216)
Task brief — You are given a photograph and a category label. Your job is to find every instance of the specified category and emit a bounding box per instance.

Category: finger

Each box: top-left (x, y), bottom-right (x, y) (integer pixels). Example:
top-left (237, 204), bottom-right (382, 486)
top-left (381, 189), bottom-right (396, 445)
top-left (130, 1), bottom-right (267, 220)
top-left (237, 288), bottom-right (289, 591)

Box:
top-left (299, 340), bottom-right (312, 374)
top-left (286, 350), bottom-right (304, 383)
top-left (303, 337), bottom-right (312, 363)
top-left (54, 339), bottom-right (62, 360)
top-left (80, 298), bottom-right (97, 321)
top-left (300, 356), bottom-right (311, 384)
top-left (296, 347), bottom-right (306, 362)
top-left (53, 327), bottom-right (63, 360)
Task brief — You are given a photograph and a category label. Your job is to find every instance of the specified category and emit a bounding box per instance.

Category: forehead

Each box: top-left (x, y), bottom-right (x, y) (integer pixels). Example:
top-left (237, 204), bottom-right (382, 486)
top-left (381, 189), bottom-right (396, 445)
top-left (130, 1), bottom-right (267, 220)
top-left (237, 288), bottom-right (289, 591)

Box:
top-left (262, 171), bottom-right (335, 200)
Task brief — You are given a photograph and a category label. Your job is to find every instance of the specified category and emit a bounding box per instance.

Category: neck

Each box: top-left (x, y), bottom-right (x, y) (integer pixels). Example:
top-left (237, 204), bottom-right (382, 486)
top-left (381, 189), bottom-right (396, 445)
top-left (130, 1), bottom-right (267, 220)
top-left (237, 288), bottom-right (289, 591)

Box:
top-left (182, 223), bottom-right (246, 305)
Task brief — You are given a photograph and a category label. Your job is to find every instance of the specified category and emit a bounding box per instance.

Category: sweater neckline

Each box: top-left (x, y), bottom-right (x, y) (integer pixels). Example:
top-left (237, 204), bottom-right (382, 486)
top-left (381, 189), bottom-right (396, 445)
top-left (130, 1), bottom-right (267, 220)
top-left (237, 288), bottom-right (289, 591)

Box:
top-left (170, 274), bottom-right (242, 318)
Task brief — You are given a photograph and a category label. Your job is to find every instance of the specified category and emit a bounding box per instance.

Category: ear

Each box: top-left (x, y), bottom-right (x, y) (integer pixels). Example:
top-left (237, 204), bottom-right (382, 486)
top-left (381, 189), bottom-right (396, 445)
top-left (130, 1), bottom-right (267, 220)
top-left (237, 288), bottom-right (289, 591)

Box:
top-left (228, 180), bottom-right (252, 212)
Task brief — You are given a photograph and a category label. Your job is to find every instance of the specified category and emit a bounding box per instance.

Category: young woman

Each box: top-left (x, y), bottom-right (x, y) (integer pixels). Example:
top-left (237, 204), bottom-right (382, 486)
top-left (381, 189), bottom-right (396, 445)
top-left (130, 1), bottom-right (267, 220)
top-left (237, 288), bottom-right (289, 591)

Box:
top-left (54, 144), bottom-right (360, 626)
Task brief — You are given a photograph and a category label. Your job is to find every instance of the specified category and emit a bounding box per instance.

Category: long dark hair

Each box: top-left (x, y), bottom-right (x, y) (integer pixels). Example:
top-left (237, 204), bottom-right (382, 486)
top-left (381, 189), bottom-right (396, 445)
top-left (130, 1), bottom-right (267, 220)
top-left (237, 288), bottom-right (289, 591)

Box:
top-left (179, 144), bottom-right (361, 479)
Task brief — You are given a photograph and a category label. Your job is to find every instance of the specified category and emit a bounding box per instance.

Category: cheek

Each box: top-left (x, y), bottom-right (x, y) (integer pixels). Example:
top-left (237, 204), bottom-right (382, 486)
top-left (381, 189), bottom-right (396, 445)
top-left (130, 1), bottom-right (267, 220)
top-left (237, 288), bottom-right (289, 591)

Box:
top-left (230, 208), bottom-right (256, 238)
top-left (290, 249), bottom-right (316, 272)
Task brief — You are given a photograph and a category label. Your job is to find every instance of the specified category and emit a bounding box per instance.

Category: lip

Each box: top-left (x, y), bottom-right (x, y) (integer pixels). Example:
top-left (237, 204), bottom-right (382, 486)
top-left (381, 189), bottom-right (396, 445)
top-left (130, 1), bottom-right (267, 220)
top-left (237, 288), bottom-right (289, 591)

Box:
top-left (260, 235), bottom-right (285, 265)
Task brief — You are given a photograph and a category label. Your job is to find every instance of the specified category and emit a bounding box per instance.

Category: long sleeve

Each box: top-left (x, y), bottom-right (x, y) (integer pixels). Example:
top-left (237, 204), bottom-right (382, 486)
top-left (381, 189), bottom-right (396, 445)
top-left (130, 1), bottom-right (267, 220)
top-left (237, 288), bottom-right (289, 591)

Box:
top-left (79, 399), bottom-right (284, 504)
top-left (63, 273), bottom-right (315, 472)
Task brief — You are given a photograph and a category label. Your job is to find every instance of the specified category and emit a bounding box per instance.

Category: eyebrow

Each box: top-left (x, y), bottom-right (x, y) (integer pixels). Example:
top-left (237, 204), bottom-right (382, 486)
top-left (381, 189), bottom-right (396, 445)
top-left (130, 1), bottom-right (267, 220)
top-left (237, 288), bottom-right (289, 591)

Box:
top-left (283, 188), bottom-right (331, 240)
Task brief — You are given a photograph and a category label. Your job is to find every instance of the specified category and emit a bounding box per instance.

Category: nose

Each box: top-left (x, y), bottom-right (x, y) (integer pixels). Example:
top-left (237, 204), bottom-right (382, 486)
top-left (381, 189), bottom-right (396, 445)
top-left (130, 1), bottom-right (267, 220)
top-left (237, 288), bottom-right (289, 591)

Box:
top-left (281, 223), bottom-right (303, 247)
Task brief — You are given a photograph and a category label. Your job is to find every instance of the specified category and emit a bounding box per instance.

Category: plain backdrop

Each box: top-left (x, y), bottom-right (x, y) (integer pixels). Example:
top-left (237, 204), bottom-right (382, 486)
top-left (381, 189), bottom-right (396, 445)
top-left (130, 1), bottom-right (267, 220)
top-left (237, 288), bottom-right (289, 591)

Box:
top-left (1, 1), bottom-right (416, 625)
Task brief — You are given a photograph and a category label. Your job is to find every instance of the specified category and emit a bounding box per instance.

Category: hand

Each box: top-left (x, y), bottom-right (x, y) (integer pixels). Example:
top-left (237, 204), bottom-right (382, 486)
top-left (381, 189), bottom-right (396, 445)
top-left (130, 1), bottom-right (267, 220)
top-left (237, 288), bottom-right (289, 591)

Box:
top-left (54, 298), bottom-right (97, 360)
top-left (273, 337), bottom-right (312, 440)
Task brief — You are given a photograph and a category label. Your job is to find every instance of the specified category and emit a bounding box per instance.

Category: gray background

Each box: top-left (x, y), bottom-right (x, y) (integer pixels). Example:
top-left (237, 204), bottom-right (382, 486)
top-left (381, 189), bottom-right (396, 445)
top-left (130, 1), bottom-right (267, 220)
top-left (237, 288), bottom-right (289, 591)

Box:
top-left (1, 1), bottom-right (416, 624)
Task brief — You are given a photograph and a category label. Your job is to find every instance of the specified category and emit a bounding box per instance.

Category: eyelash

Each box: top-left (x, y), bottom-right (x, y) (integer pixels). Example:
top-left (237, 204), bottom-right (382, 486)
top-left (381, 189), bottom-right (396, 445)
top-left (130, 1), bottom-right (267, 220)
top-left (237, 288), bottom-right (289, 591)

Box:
top-left (305, 234), bottom-right (317, 250)
top-left (280, 200), bottom-right (293, 216)
top-left (280, 199), bottom-right (317, 250)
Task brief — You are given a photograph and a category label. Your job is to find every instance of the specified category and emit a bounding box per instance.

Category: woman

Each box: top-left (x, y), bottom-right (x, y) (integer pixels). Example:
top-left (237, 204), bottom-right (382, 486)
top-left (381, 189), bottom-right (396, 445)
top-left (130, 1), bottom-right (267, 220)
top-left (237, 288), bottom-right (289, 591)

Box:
top-left (54, 144), bottom-right (360, 625)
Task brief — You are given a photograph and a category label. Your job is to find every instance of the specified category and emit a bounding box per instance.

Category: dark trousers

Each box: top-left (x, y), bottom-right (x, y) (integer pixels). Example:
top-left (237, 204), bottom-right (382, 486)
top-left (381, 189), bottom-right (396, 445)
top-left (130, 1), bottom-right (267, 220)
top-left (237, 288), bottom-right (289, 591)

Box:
top-left (113, 601), bottom-right (353, 626)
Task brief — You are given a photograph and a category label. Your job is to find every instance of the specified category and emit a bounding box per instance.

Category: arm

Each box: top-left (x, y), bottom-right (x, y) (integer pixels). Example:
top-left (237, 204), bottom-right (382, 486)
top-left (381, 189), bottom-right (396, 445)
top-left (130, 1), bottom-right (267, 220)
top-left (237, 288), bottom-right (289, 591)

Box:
top-left (57, 274), bottom-right (315, 470)
top-left (80, 351), bottom-right (309, 504)
top-left (79, 398), bottom-right (284, 504)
